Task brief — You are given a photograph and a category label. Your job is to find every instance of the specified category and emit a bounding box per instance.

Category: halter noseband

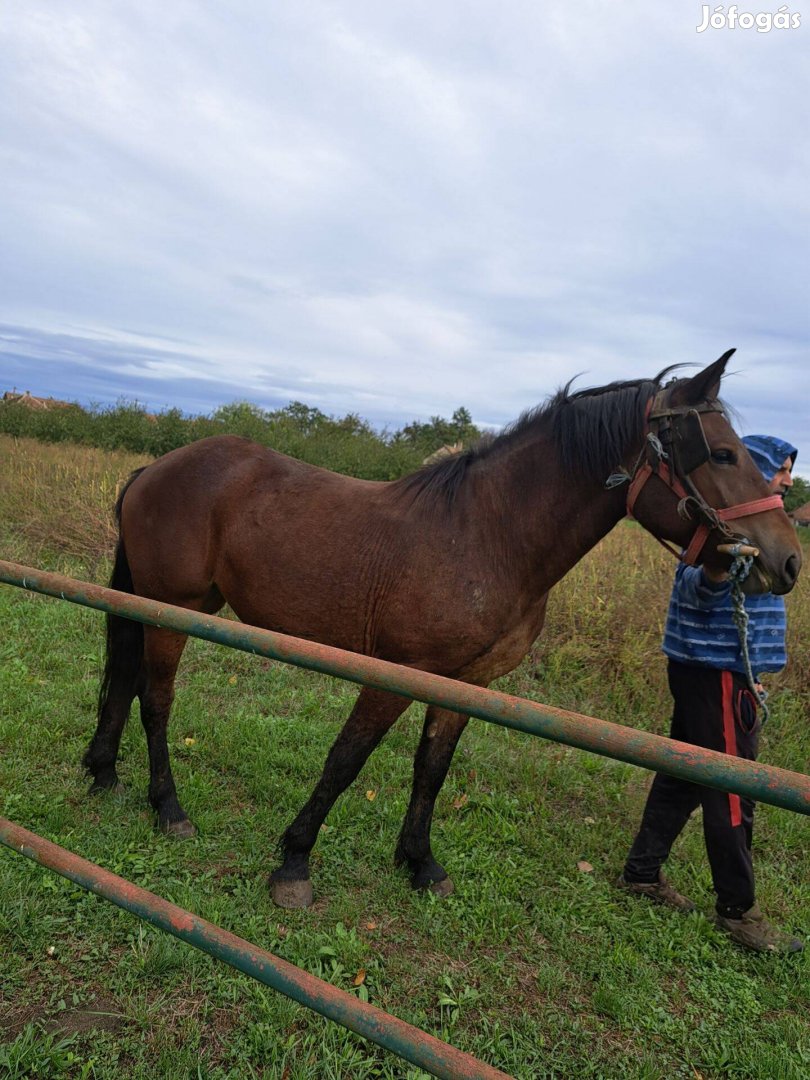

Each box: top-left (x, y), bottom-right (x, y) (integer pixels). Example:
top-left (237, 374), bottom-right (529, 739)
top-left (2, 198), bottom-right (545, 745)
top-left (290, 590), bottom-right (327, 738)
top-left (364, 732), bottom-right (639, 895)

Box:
top-left (622, 387), bottom-right (784, 566)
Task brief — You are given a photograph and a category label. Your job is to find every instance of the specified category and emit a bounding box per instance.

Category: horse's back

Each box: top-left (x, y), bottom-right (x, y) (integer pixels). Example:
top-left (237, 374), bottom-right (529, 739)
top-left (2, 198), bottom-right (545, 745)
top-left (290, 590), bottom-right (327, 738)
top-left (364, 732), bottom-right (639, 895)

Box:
top-left (124, 434), bottom-right (381, 519)
top-left (118, 436), bottom-right (400, 638)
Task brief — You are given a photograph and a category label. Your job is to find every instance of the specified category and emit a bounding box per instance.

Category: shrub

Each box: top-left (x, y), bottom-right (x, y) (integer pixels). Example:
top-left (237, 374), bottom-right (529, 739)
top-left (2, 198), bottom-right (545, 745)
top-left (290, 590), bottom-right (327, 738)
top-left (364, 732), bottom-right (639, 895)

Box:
top-left (0, 395), bottom-right (480, 480)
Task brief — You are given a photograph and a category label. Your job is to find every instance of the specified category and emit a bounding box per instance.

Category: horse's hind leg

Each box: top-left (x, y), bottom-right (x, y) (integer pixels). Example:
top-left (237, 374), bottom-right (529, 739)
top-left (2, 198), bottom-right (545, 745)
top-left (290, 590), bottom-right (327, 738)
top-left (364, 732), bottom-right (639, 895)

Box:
top-left (395, 705), bottom-right (469, 894)
top-left (270, 687), bottom-right (410, 909)
top-left (138, 625), bottom-right (194, 837)
top-left (85, 670), bottom-right (143, 793)
top-left (84, 613), bottom-right (145, 794)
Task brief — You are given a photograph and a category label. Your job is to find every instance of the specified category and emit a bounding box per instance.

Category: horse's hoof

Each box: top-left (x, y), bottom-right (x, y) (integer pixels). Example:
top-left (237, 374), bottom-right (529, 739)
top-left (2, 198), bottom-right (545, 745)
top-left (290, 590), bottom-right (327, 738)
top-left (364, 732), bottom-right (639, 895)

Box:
top-left (429, 876), bottom-right (455, 898)
top-left (88, 780), bottom-right (126, 796)
top-left (162, 819), bottom-right (197, 839)
top-left (271, 878), bottom-right (314, 909)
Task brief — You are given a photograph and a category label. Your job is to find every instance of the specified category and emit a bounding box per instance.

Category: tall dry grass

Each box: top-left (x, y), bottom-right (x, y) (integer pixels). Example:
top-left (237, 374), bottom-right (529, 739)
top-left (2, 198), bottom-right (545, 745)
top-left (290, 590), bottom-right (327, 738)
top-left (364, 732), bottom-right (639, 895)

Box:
top-left (2, 432), bottom-right (808, 716)
top-left (0, 434), bottom-right (150, 566)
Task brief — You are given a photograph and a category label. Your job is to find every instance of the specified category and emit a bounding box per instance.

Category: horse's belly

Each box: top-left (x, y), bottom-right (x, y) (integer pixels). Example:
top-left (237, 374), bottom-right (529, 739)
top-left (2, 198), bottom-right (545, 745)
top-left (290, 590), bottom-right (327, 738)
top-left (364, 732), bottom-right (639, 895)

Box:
top-left (454, 622), bottom-right (540, 684)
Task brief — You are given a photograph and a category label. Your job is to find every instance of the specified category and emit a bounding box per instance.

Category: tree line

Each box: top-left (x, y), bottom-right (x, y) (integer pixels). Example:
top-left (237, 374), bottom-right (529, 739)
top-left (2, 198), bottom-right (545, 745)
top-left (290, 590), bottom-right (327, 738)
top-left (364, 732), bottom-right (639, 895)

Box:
top-left (0, 396), bottom-right (480, 481)
top-left (2, 393), bottom-right (808, 510)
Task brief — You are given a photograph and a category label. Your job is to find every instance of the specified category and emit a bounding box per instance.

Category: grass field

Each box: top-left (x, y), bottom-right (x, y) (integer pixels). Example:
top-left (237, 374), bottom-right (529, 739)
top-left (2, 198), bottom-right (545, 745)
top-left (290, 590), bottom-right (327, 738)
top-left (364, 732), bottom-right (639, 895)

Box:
top-left (1, 434), bottom-right (808, 1079)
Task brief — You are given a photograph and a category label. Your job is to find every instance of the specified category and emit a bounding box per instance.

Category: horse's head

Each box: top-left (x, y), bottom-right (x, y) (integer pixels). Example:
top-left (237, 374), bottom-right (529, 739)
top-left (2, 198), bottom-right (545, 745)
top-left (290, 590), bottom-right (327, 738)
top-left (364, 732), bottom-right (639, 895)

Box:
top-left (627, 350), bottom-right (802, 595)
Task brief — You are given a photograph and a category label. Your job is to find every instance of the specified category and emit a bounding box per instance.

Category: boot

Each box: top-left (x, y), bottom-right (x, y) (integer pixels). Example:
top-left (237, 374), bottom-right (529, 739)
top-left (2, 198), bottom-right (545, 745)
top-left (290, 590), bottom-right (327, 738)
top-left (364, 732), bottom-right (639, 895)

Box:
top-left (617, 872), bottom-right (696, 912)
top-left (713, 904), bottom-right (804, 953)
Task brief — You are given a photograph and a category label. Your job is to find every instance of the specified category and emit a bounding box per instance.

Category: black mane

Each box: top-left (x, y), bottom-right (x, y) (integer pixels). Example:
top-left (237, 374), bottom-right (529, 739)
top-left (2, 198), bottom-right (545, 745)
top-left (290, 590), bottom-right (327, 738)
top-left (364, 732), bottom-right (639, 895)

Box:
top-left (394, 366), bottom-right (681, 505)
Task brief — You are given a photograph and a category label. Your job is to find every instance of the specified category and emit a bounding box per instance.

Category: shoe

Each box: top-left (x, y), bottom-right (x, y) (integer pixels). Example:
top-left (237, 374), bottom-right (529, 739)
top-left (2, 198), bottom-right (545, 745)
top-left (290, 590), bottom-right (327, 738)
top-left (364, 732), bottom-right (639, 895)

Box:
top-left (617, 873), bottom-right (696, 912)
top-left (713, 904), bottom-right (804, 954)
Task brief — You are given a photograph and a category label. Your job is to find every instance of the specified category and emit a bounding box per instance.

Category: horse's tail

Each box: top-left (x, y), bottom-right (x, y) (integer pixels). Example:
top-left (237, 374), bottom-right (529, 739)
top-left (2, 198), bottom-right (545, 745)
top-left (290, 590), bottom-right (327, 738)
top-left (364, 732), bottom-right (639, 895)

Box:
top-left (95, 468), bottom-right (147, 724)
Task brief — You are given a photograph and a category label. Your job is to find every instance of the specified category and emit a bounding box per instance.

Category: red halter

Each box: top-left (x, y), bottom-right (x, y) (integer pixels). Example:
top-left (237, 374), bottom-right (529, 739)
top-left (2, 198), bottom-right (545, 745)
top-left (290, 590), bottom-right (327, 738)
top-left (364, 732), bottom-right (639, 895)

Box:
top-left (624, 391), bottom-right (784, 566)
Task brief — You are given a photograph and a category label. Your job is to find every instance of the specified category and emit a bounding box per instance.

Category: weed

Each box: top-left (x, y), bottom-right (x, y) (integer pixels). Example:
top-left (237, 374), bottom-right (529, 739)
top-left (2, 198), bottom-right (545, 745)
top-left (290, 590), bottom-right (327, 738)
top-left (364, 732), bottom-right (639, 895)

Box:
top-left (0, 1023), bottom-right (93, 1078)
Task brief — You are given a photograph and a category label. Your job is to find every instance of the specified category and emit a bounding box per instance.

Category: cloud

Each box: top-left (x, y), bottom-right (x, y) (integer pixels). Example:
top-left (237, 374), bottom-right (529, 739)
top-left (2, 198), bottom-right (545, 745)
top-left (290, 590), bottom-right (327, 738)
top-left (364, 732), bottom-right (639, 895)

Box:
top-left (0, 2), bottom-right (807, 461)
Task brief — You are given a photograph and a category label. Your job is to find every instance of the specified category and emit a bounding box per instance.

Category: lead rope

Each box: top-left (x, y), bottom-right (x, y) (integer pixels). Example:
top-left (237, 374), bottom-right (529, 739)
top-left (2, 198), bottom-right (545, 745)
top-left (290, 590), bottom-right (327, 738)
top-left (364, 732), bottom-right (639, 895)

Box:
top-left (606, 453), bottom-right (770, 719)
top-left (606, 432), bottom-right (771, 719)
top-left (727, 547), bottom-right (769, 722)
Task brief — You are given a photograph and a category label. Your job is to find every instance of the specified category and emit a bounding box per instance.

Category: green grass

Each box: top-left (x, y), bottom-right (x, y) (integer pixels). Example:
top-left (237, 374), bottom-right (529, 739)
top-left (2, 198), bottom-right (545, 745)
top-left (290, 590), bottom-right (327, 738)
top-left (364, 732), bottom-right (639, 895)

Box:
top-left (1, 463), bottom-right (809, 1077)
top-left (1, 559), bottom-right (809, 1079)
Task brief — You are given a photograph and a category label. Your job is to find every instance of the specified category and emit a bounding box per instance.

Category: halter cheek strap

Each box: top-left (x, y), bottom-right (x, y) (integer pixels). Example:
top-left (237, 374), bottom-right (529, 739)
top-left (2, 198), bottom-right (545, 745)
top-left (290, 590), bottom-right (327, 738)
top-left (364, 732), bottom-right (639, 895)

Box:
top-left (626, 460), bottom-right (684, 519)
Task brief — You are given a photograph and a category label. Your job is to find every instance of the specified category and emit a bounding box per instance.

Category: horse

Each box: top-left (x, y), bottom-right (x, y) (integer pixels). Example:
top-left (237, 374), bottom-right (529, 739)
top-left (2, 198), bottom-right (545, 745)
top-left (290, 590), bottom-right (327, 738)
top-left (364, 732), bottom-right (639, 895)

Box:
top-left (85, 350), bottom-right (801, 908)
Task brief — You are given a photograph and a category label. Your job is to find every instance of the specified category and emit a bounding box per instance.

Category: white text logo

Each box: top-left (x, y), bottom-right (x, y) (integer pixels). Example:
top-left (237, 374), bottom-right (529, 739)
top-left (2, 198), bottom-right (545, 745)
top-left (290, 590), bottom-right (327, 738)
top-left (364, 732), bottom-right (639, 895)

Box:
top-left (696, 4), bottom-right (801, 30)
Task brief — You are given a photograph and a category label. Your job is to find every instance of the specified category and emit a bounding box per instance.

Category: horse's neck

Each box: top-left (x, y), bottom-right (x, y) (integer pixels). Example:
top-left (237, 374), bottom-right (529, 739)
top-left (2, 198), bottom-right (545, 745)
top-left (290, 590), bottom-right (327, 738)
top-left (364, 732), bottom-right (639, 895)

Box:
top-left (475, 435), bottom-right (631, 595)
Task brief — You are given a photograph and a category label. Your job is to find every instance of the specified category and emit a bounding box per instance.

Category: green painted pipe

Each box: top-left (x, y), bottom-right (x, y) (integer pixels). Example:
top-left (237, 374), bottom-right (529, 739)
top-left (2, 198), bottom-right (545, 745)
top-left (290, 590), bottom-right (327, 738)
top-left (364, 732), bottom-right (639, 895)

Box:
top-left (0, 817), bottom-right (511, 1080)
top-left (1, 559), bottom-right (808, 814)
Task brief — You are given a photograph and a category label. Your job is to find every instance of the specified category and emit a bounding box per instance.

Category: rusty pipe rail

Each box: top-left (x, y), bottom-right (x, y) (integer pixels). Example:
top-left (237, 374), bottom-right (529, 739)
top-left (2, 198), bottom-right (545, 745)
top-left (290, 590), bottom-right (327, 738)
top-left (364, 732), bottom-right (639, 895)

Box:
top-left (0, 818), bottom-right (510, 1080)
top-left (1, 559), bottom-right (808, 814)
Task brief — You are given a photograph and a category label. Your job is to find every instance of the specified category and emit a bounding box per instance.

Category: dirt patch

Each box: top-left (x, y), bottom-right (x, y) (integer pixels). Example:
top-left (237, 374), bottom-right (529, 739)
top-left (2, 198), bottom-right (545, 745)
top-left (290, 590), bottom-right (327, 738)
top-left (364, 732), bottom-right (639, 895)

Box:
top-left (1, 1002), bottom-right (49, 1041)
top-left (43, 994), bottom-right (127, 1038)
top-left (1, 993), bottom-right (127, 1041)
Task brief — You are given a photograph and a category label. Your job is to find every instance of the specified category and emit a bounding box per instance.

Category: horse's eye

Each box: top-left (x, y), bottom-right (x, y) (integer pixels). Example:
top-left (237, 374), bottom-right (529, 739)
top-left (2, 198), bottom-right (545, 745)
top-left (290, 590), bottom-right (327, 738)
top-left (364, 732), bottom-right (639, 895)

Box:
top-left (711, 449), bottom-right (736, 465)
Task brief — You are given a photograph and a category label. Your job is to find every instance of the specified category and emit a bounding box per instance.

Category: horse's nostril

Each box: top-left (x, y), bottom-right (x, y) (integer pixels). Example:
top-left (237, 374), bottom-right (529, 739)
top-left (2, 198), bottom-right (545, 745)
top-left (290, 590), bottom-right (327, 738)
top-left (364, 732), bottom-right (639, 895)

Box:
top-left (785, 553), bottom-right (801, 586)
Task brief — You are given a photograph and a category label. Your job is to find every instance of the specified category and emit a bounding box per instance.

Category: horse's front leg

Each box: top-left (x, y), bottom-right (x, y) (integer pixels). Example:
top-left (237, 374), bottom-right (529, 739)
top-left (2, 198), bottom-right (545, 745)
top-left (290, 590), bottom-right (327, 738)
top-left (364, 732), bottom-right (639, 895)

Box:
top-left (395, 705), bottom-right (469, 894)
top-left (270, 687), bottom-right (410, 909)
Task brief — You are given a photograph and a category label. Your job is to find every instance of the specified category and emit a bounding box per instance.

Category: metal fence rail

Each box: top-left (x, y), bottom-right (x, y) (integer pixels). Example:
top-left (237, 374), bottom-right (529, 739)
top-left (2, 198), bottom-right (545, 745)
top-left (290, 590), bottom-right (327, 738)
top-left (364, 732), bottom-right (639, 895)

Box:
top-left (2, 557), bottom-right (809, 1076)
top-left (0, 818), bottom-right (510, 1080)
top-left (1, 558), bottom-right (809, 814)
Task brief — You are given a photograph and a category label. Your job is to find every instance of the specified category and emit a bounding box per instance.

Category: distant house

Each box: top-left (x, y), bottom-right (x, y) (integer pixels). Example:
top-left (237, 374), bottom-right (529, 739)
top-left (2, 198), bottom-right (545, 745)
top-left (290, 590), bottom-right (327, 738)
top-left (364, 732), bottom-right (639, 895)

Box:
top-left (789, 502), bottom-right (810, 528)
top-left (2, 389), bottom-right (71, 411)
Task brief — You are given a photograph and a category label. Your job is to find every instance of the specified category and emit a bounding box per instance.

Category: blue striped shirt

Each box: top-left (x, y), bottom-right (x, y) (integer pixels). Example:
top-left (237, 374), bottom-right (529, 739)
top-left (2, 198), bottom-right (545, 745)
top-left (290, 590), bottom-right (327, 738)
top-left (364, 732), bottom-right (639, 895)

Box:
top-left (662, 563), bottom-right (787, 675)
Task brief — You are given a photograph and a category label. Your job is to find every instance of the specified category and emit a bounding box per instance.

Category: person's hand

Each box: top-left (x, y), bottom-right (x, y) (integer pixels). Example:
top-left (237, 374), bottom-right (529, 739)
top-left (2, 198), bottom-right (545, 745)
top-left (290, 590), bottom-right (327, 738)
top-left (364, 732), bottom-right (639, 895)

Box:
top-left (702, 564), bottom-right (729, 586)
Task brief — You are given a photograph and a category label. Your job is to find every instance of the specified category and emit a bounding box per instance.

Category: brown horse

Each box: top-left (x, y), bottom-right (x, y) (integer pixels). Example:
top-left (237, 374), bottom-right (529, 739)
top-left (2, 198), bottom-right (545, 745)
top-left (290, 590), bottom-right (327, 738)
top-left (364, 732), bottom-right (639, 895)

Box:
top-left (86, 351), bottom-right (801, 908)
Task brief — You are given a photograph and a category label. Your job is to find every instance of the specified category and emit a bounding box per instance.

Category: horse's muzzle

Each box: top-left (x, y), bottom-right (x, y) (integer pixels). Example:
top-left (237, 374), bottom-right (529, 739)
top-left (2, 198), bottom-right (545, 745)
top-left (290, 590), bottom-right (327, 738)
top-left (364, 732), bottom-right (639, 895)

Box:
top-left (778, 550), bottom-right (802, 593)
top-left (746, 549), bottom-right (802, 595)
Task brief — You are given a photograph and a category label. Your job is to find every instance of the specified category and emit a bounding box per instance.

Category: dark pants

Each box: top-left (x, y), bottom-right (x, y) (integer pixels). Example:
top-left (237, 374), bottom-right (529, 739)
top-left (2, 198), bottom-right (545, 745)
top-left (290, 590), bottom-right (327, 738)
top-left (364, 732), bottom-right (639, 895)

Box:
top-left (623, 660), bottom-right (761, 917)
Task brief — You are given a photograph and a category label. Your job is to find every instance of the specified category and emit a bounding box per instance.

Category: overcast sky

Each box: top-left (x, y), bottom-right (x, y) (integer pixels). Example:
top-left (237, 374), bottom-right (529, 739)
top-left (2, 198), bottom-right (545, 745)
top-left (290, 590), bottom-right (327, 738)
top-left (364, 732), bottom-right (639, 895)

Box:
top-left (1, 2), bottom-right (807, 458)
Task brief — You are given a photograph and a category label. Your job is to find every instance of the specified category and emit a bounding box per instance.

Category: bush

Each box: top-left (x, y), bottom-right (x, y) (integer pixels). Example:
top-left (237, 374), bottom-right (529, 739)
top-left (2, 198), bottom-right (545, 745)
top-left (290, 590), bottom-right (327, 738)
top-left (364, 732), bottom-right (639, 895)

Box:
top-left (0, 395), bottom-right (480, 480)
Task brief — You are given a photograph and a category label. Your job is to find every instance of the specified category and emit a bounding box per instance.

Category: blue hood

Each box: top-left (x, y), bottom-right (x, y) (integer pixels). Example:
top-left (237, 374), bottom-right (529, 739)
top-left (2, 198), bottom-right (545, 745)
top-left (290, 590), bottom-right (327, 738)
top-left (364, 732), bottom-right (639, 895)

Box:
top-left (741, 434), bottom-right (797, 482)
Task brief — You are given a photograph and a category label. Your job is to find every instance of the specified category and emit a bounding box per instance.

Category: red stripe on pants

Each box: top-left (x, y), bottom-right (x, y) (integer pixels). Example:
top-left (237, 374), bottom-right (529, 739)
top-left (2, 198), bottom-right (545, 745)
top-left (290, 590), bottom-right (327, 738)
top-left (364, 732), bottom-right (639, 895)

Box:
top-left (721, 670), bottom-right (742, 827)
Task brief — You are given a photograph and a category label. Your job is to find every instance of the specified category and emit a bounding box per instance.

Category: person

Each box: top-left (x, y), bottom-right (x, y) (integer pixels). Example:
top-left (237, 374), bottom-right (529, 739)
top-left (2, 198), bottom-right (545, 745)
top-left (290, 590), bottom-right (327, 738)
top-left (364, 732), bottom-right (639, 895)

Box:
top-left (618, 434), bottom-right (803, 953)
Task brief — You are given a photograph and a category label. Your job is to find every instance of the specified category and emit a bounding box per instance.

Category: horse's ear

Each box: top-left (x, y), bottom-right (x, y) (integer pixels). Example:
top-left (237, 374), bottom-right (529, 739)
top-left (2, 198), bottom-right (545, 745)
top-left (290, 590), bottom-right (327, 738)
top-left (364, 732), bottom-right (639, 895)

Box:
top-left (672, 349), bottom-right (735, 405)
